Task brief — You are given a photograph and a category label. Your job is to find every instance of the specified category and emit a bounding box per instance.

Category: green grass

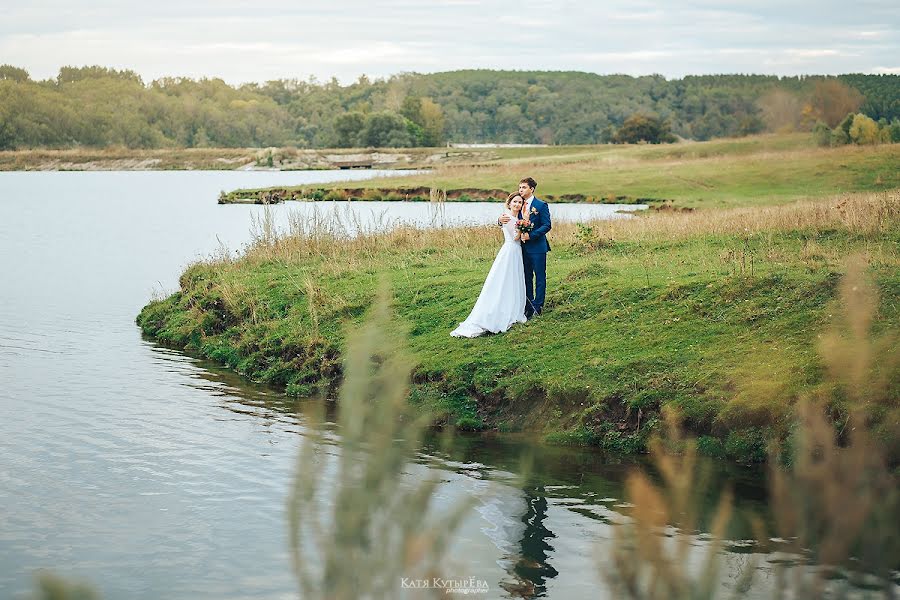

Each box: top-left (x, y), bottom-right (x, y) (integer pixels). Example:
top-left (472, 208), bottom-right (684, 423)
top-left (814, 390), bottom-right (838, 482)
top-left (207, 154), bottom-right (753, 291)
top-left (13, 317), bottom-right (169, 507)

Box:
top-left (227, 134), bottom-right (900, 208)
top-left (361, 140), bottom-right (900, 208)
top-left (137, 192), bottom-right (900, 462)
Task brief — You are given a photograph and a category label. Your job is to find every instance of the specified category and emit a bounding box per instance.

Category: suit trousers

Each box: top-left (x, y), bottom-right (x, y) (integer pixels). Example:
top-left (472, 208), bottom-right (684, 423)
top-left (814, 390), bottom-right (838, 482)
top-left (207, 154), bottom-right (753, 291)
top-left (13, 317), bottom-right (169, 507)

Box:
top-left (523, 251), bottom-right (547, 314)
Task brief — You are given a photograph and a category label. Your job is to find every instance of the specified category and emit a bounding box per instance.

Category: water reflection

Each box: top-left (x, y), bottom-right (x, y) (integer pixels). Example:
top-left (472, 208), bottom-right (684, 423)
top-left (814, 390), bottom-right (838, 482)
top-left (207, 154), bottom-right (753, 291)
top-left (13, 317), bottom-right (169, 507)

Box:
top-left (165, 336), bottom-right (776, 599)
top-left (505, 487), bottom-right (560, 598)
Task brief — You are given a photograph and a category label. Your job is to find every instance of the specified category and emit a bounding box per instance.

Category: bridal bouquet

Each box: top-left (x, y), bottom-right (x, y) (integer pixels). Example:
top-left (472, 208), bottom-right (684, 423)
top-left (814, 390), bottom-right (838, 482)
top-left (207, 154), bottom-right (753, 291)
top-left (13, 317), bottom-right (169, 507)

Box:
top-left (516, 219), bottom-right (534, 235)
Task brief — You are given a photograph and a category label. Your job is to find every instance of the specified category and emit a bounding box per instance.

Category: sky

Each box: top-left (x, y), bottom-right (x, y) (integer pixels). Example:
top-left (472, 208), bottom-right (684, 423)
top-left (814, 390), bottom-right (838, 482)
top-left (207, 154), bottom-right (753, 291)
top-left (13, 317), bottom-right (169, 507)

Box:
top-left (2, 0), bottom-right (899, 84)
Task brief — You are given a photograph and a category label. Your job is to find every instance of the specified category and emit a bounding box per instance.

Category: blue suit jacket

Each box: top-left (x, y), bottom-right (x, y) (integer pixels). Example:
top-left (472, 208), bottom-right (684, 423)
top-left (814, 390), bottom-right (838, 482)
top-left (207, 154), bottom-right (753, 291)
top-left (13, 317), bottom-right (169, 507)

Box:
top-left (521, 197), bottom-right (551, 254)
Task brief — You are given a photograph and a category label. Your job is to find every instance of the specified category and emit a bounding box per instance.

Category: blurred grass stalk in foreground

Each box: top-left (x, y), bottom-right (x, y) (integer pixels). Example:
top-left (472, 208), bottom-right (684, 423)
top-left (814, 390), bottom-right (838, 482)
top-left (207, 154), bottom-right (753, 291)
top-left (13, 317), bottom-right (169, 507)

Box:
top-left (286, 288), bottom-right (476, 599)
top-left (602, 255), bottom-right (899, 599)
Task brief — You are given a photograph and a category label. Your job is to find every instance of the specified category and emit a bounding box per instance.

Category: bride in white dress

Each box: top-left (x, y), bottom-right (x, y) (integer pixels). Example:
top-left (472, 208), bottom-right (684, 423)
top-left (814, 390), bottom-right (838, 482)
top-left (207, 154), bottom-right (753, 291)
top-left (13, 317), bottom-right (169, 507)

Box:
top-left (451, 194), bottom-right (528, 338)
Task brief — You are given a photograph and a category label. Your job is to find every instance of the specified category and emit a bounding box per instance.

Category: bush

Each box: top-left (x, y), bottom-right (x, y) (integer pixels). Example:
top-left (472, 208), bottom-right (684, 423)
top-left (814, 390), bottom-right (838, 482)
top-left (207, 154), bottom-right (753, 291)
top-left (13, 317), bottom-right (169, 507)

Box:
top-left (724, 427), bottom-right (769, 462)
top-left (849, 113), bottom-right (880, 145)
top-left (307, 188), bottom-right (326, 201)
top-left (614, 114), bottom-right (676, 144)
top-left (572, 222), bottom-right (611, 253)
top-left (836, 112), bottom-right (855, 137)
top-left (812, 121), bottom-right (831, 147)
top-left (453, 415), bottom-right (484, 431)
top-left (696, 435), bottom-right (726, 458)
top-left (361, 188), bottom-right (383, 201)
top-left (889, 119), bottom-right (900, 143)
top-left (830, 126), bottom-right (850, 146)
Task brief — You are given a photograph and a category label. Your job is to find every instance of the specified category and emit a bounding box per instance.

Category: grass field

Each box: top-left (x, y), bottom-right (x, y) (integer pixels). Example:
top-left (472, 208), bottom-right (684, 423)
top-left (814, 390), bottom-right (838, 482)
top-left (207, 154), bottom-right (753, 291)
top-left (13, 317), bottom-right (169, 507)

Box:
top-left (138, 190), bottom-right (900, 462)
top-left (227, 134), bottom-right (900, 208)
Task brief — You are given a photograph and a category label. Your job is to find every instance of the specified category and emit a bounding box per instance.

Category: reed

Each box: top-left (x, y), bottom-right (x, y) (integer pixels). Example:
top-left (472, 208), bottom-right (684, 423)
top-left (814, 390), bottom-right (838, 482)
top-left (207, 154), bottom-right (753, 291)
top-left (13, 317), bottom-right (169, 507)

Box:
top-left (234, 190), bottom-right (899, 267)
top-left (601, 258), bottom-right (900, 599)
top-left (286, 288), bottom-right (476, 599)
top-left (29, 572), bottom-right (99, 600)
top-left (602, 408), bottom-right (755, 600)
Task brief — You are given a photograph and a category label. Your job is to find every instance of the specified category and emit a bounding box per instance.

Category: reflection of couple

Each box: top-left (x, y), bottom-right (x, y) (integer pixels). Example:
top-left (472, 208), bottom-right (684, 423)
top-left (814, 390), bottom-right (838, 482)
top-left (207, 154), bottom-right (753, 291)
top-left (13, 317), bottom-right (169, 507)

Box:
top-left (451, 177), bottom-right (552, 338)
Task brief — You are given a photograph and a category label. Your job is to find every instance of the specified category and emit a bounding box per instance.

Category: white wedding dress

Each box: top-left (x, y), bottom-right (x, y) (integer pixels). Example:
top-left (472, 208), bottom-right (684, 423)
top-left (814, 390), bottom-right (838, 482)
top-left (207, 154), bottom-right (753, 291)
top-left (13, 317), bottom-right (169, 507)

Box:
top-left (450, 212), bottom-right (527, 337)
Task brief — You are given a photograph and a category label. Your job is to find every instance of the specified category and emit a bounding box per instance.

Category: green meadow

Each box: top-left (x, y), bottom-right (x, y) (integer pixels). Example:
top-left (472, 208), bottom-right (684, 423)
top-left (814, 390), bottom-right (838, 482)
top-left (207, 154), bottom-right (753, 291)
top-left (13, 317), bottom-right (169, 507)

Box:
top-left (138, 187), bottom-right (900, 462)
top-left (226, 134), bottom-right (900, 208)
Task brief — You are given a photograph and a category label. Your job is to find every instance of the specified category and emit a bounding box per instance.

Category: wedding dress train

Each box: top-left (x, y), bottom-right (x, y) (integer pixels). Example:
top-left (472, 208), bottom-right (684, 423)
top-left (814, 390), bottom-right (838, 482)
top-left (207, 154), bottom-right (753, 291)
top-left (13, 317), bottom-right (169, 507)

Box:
top-left (450, 212), bottom-right (527, 338)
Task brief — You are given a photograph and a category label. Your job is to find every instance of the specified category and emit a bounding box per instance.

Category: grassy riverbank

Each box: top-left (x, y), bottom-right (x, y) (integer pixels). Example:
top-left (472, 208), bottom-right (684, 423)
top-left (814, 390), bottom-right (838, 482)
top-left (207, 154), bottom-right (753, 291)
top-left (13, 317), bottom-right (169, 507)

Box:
top-left (222, 134), bottom-right (900, 208)
top-left (137, 190), bottom-right (900, 462)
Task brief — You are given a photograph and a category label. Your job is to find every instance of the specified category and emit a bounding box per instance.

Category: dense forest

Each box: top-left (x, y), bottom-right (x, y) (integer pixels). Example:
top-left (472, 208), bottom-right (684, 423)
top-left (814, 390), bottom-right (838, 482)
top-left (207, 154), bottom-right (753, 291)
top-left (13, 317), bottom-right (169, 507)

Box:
top-left (0, 64), bottom-right (898, 149)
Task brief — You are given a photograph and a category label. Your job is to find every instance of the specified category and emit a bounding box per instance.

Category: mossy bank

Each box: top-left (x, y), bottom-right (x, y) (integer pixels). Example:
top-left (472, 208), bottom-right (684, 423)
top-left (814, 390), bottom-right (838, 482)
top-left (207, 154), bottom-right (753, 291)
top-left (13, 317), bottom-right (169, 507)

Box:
top-left (138, 192), bottom-right (900, 463)
top-left (218, 185), bottom-right (657, 205)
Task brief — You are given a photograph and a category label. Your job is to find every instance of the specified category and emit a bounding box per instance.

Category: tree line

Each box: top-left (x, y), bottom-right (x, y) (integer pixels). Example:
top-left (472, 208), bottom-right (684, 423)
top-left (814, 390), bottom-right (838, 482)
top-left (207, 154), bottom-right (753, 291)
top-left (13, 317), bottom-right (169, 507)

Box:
top-left (0, 64), bottom-right (897, 149)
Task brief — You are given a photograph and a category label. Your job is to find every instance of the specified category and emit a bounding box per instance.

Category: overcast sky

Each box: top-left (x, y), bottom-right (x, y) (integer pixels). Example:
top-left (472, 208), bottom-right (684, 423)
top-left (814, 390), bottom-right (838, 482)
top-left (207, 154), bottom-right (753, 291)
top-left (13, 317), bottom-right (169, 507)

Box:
top-left (3, 0), bottom-right (898, 84)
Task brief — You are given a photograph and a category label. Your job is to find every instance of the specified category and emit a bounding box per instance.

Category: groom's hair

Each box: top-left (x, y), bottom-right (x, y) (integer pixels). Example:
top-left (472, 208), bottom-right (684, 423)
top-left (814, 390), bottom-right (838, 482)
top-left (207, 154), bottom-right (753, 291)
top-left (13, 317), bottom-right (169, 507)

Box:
top-left (520, 177), bottom-right (537, 190)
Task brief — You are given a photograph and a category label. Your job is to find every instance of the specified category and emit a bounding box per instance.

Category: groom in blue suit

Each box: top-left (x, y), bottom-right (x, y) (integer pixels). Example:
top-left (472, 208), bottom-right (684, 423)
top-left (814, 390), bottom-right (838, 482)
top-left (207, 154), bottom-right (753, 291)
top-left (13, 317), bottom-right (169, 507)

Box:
top-left (500, 177), bottom-right (551, 318)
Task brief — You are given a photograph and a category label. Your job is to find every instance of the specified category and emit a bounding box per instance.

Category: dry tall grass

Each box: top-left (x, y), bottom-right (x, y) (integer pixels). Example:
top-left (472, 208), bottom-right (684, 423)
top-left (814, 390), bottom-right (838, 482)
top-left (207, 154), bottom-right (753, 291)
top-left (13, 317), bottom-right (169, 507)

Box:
top-left (600, 258), bottom-right (900, 599)
top-left (767, 401), bottom-right (898, 598)
top-left (765, 256), bottom-right (900, 597)
top-left (602, 410), bottom-right (756, 600)
top-left (235, 190), bottom-right (899, 271)
top-left (591, 189), bottom-right (899, 241)
top-left (818, 256), bottom-right (900, 436)
top-left (286, 290), bottom-right (476, 599)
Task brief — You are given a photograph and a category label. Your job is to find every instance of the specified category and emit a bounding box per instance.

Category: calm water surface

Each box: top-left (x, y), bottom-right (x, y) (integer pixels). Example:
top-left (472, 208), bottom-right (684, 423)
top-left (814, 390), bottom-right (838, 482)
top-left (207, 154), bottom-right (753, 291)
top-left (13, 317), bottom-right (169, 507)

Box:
top-left (2, 171), bottom-right (774, 599)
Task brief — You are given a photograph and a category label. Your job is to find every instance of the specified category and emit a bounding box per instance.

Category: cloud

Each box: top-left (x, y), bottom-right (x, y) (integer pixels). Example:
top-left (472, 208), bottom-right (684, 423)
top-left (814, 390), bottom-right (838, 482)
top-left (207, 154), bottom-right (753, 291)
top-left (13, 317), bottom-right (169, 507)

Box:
top-left (852, 30), bottom-right (889, 39)
top-left (1, 0), bottom-right (898, 82)
top-left (787, 49), bottom-right (845, 58)
top-left (569, 50), bottom-right (673, 62)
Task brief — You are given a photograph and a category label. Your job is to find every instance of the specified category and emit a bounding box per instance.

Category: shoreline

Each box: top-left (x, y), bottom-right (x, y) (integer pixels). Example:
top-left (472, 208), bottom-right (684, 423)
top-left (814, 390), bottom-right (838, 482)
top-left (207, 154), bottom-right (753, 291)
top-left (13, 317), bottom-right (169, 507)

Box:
top-left (0, 146), bottom-right (501, 172)
top-left (217, 185), bottom-right (669, 206)
top-left (214, 136), bottom-right (900, 210)
top-left (6, 137), bottom-right (898, 212)
top-left (136, 191), bottom-right (900, 464)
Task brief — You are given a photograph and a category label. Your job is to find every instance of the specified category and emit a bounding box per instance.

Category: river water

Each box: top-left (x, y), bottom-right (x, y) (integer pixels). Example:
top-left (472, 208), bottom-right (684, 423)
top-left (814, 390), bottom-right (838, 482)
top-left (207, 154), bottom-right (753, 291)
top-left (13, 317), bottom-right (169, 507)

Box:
top-left (1, 171), bottom-right (775, 599)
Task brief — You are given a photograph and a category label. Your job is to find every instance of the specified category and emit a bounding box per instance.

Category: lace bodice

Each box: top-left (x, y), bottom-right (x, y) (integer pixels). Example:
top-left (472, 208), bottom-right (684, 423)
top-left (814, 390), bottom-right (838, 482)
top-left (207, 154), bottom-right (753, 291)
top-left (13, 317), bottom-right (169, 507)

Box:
top-left (502, 211), bottom-right (518, 243)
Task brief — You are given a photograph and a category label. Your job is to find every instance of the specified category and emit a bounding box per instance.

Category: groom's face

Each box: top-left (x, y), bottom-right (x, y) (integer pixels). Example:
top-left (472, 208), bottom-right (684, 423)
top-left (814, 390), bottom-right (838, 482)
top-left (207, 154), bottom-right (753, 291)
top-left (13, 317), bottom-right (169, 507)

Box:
top-left (518, 182), bottom-right (534, 199)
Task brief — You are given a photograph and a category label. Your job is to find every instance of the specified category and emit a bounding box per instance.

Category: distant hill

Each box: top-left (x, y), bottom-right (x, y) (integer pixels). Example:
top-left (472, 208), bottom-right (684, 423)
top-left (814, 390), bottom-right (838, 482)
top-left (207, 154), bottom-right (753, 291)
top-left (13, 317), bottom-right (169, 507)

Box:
top-left (0, 64), bottom-right (897, 149)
